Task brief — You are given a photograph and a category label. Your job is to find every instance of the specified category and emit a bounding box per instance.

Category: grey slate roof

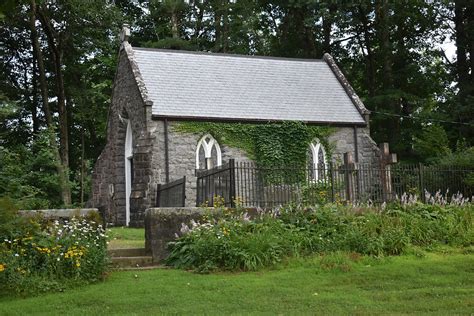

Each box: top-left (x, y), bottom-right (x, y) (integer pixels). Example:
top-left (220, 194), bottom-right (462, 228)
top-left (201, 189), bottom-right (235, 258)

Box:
top-left (132, 47), bottom-right (366, 125)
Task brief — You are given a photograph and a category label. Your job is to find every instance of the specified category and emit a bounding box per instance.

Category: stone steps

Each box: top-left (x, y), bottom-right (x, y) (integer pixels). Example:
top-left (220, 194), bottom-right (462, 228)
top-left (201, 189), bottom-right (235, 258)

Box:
top-left (110, 255), bottom-right (154, 269)
top-left (108, 247), bottom-right (159, 270)
top-left (107, 248), bottom-right (147, 257)
top-left (112, 265), bottom-right (169, 272)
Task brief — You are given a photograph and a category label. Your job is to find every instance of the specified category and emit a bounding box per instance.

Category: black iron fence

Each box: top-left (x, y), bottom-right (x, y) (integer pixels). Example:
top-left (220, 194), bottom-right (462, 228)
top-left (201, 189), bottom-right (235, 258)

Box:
top-left (196, 159), bottom-right (474, 207)
top-left (196, 161), bottom-right (235, 207)
top-left (156, 176), bottom-right (186, 207)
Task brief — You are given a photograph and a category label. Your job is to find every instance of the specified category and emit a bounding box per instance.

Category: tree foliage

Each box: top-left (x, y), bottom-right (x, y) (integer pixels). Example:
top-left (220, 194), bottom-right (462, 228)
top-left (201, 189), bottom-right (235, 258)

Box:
top-left (0, 0), bottom-right (472, 207)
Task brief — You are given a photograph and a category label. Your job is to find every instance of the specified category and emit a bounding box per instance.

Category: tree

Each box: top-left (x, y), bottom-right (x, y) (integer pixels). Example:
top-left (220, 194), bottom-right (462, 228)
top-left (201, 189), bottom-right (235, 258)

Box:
top-left (1, 0), bottom-right (120, 206)
top-left (1, 0), bottom-right (472, 209)
top-left (452, 0), bottom-right (474, 143)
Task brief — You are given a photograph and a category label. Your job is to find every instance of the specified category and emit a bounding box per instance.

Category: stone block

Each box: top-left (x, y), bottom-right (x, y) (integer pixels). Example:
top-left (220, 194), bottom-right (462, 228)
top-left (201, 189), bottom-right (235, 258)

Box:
top-left (19, 208), bottom-right (99, 220)
top-left (145, 207), bottom-right (209, 261)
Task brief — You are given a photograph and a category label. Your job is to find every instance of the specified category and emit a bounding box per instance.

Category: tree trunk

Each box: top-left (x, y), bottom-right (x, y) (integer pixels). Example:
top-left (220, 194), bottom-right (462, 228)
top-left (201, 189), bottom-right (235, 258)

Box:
top-left (322, 4), bottom-right (336, 55)
top-left (290, 5), bottom-right (316, 57)
top-left (29, 3), bottom-right (52, 126)
top-left (454, 0), bottom-right (469, 100)
top-left (375, 0), bottom-right (399, 146)
top-left (31, 57), bottom-right (39, 134)
top-left (376, 0), bottom-right (393, 89)
top-left (192, 2), bottom-right (204, 40)
top-left (171, 6), bottom-right (179, 39)
top-left (222, 0), bottom-right (229, 53)
top-left (463, 0), bottom-right (474, 91)
top-left (214, 4), bottom-right (222, 52)
top-left (454, 0), bottom-right (474, 142)
top-left (80, 128), bottom-right (85, 205)
top-left (36, 3), bottom-right (72, 205)
top-left (358, 4), bottom-right (376, 97)
top-left (29, 0), bottom-right (71, 206)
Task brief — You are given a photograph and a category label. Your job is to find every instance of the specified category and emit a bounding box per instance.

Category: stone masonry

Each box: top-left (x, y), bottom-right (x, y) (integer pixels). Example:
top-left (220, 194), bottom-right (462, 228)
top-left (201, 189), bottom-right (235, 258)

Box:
top-left (91, 43), bottom-right (154, 226)
top-left (90, 40), bottom-right (382, 227)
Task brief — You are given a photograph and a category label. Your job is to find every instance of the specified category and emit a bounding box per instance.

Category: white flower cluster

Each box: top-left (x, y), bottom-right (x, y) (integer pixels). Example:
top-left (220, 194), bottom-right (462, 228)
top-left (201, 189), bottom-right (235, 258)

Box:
top-left (256, 207), bottom-right (281, 220)
top-left (425, 190), bottom-right (472, 206)
top-left (176, 211), bottom-right (253, 238)
top-left (399, 192), bottom-right (419, 206)
top-left (179, 219), bottom-right (213, 236)
top-left (49, 218), bottom-right (107, 249)
top-left (397, 190), bottom-right (472, 207)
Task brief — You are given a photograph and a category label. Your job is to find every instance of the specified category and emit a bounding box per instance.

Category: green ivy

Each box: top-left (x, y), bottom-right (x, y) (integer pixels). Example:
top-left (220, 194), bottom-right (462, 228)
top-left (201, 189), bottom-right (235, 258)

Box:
top-left (173, 121), bottom-right (333, 171)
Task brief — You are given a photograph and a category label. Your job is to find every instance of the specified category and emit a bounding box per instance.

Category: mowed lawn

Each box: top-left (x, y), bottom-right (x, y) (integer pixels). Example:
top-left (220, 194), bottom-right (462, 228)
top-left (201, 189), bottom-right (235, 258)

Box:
top-left (106, 227), bottom-right (145, 249)
top-left (1, 250), bottom-right (473, 315)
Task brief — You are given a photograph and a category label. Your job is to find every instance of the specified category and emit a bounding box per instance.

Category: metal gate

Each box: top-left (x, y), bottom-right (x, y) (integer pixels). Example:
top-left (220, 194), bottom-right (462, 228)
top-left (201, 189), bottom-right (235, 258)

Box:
top-left (156, 176), bottom-right (186, 207)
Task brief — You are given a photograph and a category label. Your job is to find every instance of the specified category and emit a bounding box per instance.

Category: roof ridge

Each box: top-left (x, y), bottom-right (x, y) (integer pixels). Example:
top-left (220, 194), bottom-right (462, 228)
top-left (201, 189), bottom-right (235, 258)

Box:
top-left (133, 46), bottom-right (325, 63)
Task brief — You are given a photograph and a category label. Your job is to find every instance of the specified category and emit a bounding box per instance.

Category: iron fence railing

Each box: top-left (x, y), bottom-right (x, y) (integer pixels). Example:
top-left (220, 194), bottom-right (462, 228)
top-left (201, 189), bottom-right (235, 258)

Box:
top-left (196, 161), bottom-right (235, 207)
top-left (196, 159), bottom-right (474, 207)
top-left (156, 176), bottom-right (186, 207)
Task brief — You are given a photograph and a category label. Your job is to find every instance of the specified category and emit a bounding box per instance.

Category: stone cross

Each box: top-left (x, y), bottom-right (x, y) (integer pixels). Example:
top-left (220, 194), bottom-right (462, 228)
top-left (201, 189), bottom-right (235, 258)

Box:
top-left (343, 152), bottom-right (356, 202)
top-left (120, 24), bottom-right (130, 43)
top-left (379, 143), bottom-right (397, 201)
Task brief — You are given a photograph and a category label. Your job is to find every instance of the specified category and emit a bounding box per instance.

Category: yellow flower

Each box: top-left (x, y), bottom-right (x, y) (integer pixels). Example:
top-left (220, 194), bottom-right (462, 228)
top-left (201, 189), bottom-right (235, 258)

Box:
top-left (75, 262), bottom-right (81, 268)
top-left (0, 264), bottom-right (5, 272)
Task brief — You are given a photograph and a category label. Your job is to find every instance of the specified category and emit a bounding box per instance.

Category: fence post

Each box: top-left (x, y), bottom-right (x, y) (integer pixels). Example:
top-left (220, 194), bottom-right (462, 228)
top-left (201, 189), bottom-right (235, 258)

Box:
top-left (418, 163), bottom-right (425, 203)
top-left (329, 161), bottom-right (335, 203)
top-left (229, 159), bottom-right (236, 208)
top-left (181, 176), bottom-right (186, 207)
top-left (343, 153), bottom-right (355, 202)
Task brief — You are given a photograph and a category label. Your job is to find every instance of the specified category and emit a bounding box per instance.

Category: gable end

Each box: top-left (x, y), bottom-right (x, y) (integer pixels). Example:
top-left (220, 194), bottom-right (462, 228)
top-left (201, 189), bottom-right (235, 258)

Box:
top-left (120, 41), bottom-right (153, 107)
top-left (323, 53), bottom-right (370, 123)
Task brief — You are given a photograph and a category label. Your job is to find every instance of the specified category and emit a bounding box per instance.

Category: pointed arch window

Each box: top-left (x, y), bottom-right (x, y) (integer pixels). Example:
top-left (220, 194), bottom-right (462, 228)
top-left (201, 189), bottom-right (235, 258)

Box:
top-left (124, 120), bottom-right (133, 226)
top-left (307, 139), bottom-right (327, 181)
top-left (196, 134), bottom-right (222, 170)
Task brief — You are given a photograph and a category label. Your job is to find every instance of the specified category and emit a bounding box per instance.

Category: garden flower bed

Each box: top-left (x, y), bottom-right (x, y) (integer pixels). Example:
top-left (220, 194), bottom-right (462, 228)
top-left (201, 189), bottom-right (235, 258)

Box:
top-left (0, 212), bottom-right (108, 296)
top-left (166, 195), bottom-right (473, 272)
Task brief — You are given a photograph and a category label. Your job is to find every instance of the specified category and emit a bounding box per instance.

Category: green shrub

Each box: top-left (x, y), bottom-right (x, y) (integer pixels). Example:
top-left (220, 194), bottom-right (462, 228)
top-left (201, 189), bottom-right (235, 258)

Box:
top-left (0, 197), bottom-right (41, 243)
top-left (301, 181), bottom-right (332, 205)
top-left (413, 124), bottom-right (451, 162)
top-left (166, 203), bottom-right (473, 272)
top-left (167, 213), bottom-right (292, 272)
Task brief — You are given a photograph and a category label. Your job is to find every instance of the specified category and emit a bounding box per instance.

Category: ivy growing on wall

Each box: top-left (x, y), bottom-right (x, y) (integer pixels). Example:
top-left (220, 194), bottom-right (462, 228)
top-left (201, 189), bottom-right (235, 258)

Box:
top-left (173, 121), bottom-right (334, 169)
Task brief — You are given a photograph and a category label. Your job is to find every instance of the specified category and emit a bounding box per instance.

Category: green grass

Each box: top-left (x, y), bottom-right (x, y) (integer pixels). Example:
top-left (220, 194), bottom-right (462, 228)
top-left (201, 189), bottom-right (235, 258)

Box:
top-left (107, 227), bottom-right (144, 249)
top-left (1, 251), bottom-right (473, 315)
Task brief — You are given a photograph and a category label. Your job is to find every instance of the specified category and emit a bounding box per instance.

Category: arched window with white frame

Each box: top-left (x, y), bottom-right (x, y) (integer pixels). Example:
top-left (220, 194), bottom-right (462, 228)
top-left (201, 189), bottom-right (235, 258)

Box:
top-left (307, 139), bottom-right (327, 181)
top-left (196, 134), bottom-right (222, 170)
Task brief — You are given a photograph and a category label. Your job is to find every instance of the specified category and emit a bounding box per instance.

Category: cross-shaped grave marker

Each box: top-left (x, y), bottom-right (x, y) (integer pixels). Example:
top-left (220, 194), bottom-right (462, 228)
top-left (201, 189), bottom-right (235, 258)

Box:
top-left (379, 143), bottom-right (398, 201)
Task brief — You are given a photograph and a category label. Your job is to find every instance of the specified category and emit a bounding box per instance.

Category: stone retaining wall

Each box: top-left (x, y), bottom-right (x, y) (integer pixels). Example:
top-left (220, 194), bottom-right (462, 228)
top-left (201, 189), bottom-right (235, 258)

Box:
top-left (145, 207), bottom-right (209, 262)
top-left (19, 208), bottom-right (99, 219)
